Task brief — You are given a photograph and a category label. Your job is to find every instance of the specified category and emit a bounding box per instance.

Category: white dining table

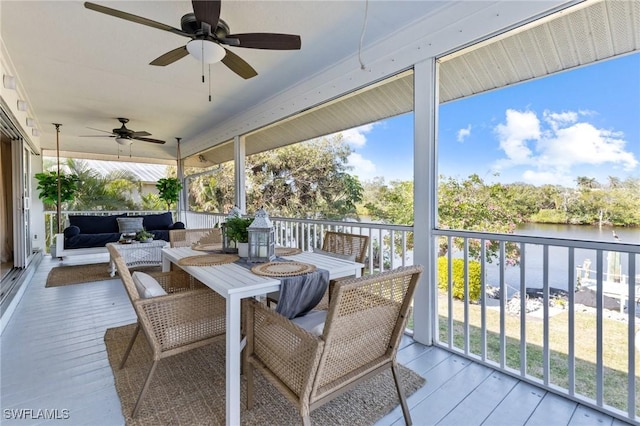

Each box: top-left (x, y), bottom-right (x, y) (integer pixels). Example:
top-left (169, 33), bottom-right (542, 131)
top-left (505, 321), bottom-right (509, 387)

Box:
top-left (161, 246), bottom-right (363, 426)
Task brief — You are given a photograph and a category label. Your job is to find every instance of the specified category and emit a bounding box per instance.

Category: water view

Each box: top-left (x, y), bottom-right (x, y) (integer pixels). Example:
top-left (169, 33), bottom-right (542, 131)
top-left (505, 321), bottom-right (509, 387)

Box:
top-left (483, 223), bottom-right (640, 299)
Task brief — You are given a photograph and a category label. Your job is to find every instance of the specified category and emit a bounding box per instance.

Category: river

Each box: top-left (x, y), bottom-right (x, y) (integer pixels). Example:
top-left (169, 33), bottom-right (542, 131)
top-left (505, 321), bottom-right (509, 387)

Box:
top-left (482, 223), bottom-right (640, 296)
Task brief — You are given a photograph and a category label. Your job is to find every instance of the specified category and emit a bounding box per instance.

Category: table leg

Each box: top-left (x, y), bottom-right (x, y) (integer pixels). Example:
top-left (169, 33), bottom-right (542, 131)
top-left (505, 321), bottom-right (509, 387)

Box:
top-left (162, 256), bottom-right (171, 272)
top-left (109, 257), bottom-right (116, 277)
top-left (226, 294), bottom-right (242, 426)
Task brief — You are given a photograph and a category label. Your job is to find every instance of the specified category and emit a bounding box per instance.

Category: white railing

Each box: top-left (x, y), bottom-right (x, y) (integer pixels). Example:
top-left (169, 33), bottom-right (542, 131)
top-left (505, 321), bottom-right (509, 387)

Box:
top-left (51, 209), bottom-right (639, 422)
top-left (183, 211), bottom-right (414, 273)
top-left (433, 229), bottom-right (639, 424)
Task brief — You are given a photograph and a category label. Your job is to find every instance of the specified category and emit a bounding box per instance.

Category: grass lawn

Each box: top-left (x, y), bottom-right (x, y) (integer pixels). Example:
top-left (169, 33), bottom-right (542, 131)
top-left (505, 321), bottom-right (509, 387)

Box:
top-left (433, 293), bottom-right (639, 415)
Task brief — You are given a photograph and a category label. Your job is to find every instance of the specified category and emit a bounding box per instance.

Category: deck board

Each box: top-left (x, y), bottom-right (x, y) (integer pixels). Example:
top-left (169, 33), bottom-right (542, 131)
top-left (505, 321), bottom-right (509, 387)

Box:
top-left (0, 255), bottom-right (630, 425)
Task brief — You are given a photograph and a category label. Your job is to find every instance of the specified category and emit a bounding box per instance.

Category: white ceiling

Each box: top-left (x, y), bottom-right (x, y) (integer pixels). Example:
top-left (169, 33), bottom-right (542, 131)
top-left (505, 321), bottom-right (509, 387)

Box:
top-left (1, 0), bottom-right (450, 163)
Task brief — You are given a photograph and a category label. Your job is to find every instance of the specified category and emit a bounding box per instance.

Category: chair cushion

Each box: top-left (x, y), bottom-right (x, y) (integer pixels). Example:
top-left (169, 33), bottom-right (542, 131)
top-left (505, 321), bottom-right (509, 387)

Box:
top-left (117, 217), bottom-right (144, 233)
top-left (68, 214), bottom-right (125, 234)
top-left (291, 309), bottom-right (327, 336)
top-left (132, 272), bottom-right (167, 299)
top-left (313, 247), bottom-right (356, 262)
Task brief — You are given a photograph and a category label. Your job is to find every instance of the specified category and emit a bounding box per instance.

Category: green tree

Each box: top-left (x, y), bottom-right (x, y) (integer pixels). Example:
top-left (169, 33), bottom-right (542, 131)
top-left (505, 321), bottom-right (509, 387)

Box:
top-left (156, 177), bottom-right (182, 211)
top-left (246, 135), bottom-right (361, 218)
top-left (34, 171), bottom-right (79, 210)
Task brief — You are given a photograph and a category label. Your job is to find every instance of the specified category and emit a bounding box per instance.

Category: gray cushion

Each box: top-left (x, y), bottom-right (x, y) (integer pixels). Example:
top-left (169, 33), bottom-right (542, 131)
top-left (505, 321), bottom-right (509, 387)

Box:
top-left (313, 247), bottom-right (356, 262)
top-left (132, 272), bottom-right (167, 298)
top-left (117, 217), bottom-right (144, 233)
top-left (291, 309), bottom-right (327, 336)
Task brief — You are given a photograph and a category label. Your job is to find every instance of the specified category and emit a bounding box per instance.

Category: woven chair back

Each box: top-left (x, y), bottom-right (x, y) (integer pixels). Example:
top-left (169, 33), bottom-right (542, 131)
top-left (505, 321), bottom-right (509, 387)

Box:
top-left (107, 244), bottom-right (140, 304)
top-left (313, 265), bottom-right (422, 395)
top-left (321, 231), bottom-right (369, 264)
top-left (169, 228), bottom-right (222, 248)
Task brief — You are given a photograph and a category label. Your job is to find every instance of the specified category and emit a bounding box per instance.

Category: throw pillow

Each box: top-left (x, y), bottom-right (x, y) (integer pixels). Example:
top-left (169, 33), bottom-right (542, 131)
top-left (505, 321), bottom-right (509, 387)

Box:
top-left (117, 217), bottom-right (144, 234)
top-left (63, 225), bottom-right (81, 238)
top-left (132, 272), bottom-right (168, 299)
top-left (313, 247), bottom-right (356, 262)
top-left (140, 212), bottom-right (173, 231)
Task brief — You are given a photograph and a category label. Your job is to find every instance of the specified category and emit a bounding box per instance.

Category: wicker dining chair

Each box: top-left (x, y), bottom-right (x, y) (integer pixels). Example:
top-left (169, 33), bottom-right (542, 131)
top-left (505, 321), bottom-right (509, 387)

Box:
top-left (245, 265), bottom-right (423, 426)
top-left (107, 245), bottom-right (226, 418)
top-left (169, 227), bottom-right (222, 249)
top-left (266, 231), bottom-right (370, 309)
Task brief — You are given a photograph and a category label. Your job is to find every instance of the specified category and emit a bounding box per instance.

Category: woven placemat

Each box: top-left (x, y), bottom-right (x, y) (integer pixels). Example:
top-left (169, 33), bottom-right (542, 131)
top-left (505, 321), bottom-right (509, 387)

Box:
top-left (251, 261), bottom-right (316, 277)
top-left (178, 253), bottom-right (239, 266)
top-left (275, 247), bottom-right (302, 256)
top-left (192, 243), bottom-right (223, 252)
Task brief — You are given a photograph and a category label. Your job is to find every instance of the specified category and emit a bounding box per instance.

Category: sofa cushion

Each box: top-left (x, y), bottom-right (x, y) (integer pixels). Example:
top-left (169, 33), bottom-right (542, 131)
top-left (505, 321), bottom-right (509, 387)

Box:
top-left (117, 217), bottom-right (144, 233)
top-left (132, 272), bottom-right (167, 299)
top-left (169, 221), bottom-right (185, 230)
top-left (69, 214), bottom-right (125, 234)
top-left (139, 212), bottom-right (173, 231)
top-left (63, 225), bottom-right (81, 238)
top-left (64, 233), bottom-right (121, 249)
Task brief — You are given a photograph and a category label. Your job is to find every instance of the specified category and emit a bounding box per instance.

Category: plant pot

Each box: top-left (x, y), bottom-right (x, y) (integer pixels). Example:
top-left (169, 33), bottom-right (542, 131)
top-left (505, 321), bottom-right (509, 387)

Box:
top-left (237, 242), bottom-right (249, 258)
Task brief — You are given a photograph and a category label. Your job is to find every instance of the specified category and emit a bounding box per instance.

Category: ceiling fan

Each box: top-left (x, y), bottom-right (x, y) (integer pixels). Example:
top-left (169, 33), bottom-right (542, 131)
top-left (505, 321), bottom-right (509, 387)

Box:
top-left (84, 0), bottom-right (302, 80)
top-left (83, 118), bottom-right (165, 145)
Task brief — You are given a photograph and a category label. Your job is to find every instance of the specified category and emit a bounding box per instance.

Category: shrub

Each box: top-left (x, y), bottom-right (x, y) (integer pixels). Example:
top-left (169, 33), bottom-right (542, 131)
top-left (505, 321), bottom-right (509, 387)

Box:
top-left (437, 256), bottom-right (482, 302)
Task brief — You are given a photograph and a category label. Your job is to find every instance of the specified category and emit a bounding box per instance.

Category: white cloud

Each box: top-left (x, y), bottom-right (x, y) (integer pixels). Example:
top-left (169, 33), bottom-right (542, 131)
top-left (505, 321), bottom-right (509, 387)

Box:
top-left (347, 152), bottom-right (377, 180)
top-left (336, 123), bottom-right (375, 148)
top-left (493, 109), bottom-right (540, 167)
top-left (492, 109), bottom-right (638, 184)
top-left (457, 125), bottom-right (471, 142)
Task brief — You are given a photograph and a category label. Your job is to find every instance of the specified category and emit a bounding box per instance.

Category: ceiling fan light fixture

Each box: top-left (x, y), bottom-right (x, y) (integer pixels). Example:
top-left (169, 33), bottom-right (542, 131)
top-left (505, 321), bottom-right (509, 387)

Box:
top-left (186, 39), bottom-right (225, 64)
top-left (116, 136), bottom-right (132, 145)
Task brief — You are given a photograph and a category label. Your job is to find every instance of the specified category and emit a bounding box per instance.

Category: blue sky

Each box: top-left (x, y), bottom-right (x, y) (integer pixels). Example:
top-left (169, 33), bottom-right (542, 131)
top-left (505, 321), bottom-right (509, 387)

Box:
top-left (338, 52), bottom-right (640, 187)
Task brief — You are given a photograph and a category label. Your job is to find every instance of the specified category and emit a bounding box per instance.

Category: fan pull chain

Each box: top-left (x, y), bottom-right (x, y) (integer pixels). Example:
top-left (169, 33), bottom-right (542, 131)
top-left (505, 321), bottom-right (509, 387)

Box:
top-left (208, 64), bottom-right (212, 102)
top-left (358, 0), bottom-right (369, 71)
top-left (201, 43), bottom-right (205, 83)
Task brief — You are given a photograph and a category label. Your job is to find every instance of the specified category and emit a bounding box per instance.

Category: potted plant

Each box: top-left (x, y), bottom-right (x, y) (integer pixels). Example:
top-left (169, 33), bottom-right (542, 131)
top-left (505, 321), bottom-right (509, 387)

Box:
top-left (35, 170), bottom-right (79, 254)
top-left (135, 230), bottom-right (155, 243)
top-left (224, 217), bottom-right (252, 257)
top-left (156, 177), bottom-right (182, 212)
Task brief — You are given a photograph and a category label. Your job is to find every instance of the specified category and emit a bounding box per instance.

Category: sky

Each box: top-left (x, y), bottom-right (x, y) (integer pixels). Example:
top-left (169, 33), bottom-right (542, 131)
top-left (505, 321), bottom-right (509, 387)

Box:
top-left (336, 52), bottom-right (640, 188)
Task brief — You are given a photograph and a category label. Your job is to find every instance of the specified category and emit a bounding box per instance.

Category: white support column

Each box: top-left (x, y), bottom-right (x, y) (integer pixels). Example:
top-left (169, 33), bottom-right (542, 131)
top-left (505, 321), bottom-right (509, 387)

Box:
top-left (176, 138), bottom-right (186, 223)
top-left (234, 135), bottom-right (246, 213)
top-left (412, 58), bottom-right (438, 345)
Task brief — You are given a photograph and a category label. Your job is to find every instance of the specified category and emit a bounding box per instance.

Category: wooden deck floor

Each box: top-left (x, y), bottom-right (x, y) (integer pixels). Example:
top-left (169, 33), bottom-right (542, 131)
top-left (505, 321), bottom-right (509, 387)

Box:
top-left (0, 255), bottom-right (631, 426)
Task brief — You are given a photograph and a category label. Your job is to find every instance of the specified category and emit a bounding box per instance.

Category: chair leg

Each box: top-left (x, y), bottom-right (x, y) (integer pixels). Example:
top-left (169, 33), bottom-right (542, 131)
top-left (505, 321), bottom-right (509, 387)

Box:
top-left (246, 363), bottom-right (254, 410)
top-left (132, 360), bottom-right (159, 418)
top-left (391, 363), bottom-right (412, 426)
top-left (119, 323), bottom-right (140, 370)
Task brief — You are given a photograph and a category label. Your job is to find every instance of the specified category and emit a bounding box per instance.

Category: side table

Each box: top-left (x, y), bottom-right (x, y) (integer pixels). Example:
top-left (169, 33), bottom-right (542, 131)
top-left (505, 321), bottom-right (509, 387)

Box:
top-left (106, 240), bottom-right (168, 277)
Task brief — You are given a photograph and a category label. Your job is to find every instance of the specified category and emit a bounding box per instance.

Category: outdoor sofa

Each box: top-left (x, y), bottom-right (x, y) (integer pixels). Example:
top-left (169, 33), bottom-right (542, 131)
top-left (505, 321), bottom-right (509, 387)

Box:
top-left (54, 212), bottom-right (185, 259)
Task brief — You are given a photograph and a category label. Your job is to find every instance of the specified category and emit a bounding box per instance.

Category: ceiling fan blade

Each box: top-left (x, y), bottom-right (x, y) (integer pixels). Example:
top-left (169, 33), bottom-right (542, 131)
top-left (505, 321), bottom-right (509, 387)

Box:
top-left (80, 135), bottom-right (115, 138)
top-left (226, 33), bottom-right (301, 50)
top-left (133, 137), bottom-right (166, 144)
top-left (84, 2), bottom-right (189, 38)
top-left (221, 48), bottom-right (258, 79)
top-left (131, 131), bottom-right (152, 137)
top-left (85, 126), bottom-right (115, 134)
top-left (150, 46), bottom-right (189, 66)
top-left (192, 0), bottom-right (221, 29)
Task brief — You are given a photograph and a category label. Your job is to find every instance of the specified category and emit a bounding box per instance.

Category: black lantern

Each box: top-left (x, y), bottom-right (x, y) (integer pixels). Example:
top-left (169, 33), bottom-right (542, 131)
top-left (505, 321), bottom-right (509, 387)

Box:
top-left (247, 207), bottom-right (275, 263)
top-left (221, 206), bottom-right (242, 254)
